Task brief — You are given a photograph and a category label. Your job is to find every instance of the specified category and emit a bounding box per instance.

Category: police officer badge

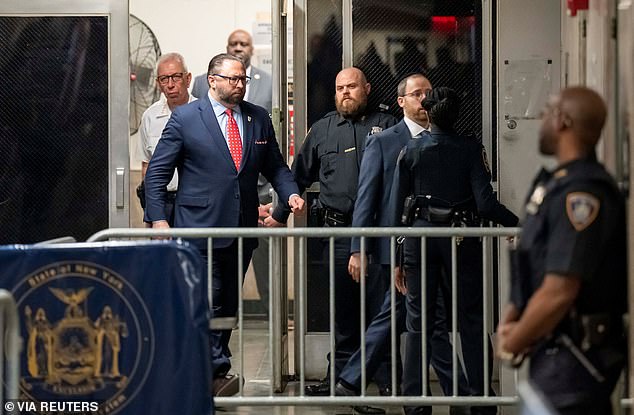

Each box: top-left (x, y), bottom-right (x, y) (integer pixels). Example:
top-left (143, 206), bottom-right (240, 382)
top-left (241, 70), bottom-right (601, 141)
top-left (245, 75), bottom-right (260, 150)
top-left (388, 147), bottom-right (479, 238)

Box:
top-left (526, 185), bottom-right (546, 215)
top-left (370, 126), bottom-right (383, 135)
top-left (566, 192), bottom-right (600, 231)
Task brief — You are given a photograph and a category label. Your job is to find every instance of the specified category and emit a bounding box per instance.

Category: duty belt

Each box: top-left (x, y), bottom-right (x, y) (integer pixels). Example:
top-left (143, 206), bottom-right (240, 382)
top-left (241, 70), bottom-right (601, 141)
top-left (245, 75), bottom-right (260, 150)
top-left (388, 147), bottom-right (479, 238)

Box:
top-left (322, 206), bottom-right (352, 227)
top-left (415, 206), bottom-right (453, 224)
top-left (416, 207), bottom-right (480, 225)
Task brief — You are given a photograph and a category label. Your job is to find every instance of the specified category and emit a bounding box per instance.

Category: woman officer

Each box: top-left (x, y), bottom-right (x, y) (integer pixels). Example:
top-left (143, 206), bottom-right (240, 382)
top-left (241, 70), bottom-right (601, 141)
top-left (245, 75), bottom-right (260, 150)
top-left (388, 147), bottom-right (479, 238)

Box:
top-left (391, 87), bottom-right (518, 415)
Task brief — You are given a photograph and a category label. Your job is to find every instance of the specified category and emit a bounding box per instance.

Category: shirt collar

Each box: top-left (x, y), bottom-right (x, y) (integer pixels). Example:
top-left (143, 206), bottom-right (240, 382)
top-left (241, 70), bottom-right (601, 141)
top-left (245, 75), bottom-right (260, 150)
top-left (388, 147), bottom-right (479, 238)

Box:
top-left (552, 153), bottom-right (597, 175)
top-left (207, 92), bottom-right (242, 118)
top-left (156, 94), bottom-right (196, 118)
top-left (403, 116), bottom-right (430, 137)
top-left (336, 112), bottom-right (366, 126)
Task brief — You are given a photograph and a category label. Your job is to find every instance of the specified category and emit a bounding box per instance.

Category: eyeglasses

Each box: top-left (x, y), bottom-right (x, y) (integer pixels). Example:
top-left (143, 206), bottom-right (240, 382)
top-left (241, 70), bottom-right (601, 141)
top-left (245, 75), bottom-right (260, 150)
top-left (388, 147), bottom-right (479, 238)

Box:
top-left (401, 90), bottom-right (427, 100)
top-left (157, 72), bottom-right (186, 85)
top-left (212, 74), bottom-right (251, 86)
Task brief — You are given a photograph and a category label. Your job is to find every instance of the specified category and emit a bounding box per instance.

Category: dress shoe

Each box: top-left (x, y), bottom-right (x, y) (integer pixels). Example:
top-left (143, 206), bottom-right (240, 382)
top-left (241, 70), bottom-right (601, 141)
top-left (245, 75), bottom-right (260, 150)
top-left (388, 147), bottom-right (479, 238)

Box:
top-left (305, 379), bottom-right (331, 396)
top-left (213, 373), bottom-right (243, 397)
top-left (403, 407), bottom-right (431, 415)
top-left (335, 381), bottom-right (386, 415)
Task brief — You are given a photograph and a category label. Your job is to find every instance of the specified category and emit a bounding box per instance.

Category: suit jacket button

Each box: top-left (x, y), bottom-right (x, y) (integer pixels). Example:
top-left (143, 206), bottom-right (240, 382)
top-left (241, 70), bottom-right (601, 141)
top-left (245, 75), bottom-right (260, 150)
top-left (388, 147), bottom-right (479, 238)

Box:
top-left (235, 194), bottom-right (239, 199)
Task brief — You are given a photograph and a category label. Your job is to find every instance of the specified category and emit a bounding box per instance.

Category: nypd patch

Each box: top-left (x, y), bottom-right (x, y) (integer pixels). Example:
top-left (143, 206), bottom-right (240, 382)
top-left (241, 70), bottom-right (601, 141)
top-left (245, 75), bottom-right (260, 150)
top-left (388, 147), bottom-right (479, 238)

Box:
top-left (566, 192), bottom-right (600, 231)
top-left (370, 126), bottom-right (383, 135)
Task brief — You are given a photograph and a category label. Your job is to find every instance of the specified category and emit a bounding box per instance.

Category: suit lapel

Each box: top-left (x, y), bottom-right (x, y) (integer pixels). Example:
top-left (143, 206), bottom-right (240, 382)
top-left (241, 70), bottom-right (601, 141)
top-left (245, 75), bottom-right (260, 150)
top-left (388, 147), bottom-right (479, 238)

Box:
top-left (239, 103), bottom-right (254, 174)
top-left (249, 76), bottom-right (260, 101)
top-left (249, 66), bottom-right (261, 100)
top-left (397, 121), bottom-right (410, 146)
top-left (199, 98), bottom-right (237, 172)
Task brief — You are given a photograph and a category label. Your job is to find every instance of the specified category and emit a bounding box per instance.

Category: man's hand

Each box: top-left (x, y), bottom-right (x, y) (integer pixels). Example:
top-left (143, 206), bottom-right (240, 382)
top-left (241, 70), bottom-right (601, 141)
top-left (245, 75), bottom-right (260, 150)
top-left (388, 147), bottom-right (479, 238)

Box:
top-left (258, 203), bottom-right (273, 225)
top-left (152, 220), bottom-right (171, 240)
top-left (495, 321), bottom-right (528, 367)
top-left (263, 216), bottom-right (285, 227)
top-left (496, 321), bottom-right (515, 361)
top-left (347, 252), bottom-right (367, 283)
top-left (395, 266), bottom-right (407, 295)
top-left (288, 195), bottom-right (306, 216)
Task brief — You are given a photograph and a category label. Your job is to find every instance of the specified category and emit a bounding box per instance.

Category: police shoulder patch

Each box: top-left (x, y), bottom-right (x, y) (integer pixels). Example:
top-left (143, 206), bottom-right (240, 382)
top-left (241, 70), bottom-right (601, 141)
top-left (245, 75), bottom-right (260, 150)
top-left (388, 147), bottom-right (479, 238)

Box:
top-left (565, 192), bottom-right (600, 231)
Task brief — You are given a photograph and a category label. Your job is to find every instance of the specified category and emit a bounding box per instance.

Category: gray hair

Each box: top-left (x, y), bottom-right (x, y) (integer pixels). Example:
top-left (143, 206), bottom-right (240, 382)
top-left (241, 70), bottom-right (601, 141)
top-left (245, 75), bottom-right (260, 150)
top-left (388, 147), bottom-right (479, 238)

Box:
top-left (157, 52), bottom-right (188, 73)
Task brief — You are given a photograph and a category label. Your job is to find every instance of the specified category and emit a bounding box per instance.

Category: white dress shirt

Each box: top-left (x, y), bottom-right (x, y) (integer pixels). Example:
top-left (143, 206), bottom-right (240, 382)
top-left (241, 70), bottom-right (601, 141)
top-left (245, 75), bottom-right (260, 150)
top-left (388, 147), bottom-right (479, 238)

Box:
top-left (138, 94), bottom-right (197, 191)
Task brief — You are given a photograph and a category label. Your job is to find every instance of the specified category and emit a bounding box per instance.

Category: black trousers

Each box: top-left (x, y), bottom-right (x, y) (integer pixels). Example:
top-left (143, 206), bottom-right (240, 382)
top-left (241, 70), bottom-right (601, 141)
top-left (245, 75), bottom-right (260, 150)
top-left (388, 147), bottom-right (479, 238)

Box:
top-left (529, 339), bottom-right (626, 415)
top-left (203, 240), bottom-right (254, 378)
top-left (250, 236), bottom-right (270, 312)
top-left (319, 230), bottom-right (386, 384)
top-left (403, 219), bottom-right (495, 415)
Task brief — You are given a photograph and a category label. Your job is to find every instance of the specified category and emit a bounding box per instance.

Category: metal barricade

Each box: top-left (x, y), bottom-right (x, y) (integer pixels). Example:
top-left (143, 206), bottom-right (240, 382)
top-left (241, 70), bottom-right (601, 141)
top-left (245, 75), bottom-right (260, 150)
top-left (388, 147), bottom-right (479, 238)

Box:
top-left (87, 226), bottom-right (523, 410)
top-left (0, 289), bottom-right (21, 414)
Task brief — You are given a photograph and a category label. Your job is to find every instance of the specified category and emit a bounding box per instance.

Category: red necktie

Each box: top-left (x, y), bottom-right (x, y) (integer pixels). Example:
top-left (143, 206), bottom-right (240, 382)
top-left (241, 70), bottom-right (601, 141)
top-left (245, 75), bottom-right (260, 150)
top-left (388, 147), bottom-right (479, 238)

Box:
top-left (225, 108), bottom-right (242, 170)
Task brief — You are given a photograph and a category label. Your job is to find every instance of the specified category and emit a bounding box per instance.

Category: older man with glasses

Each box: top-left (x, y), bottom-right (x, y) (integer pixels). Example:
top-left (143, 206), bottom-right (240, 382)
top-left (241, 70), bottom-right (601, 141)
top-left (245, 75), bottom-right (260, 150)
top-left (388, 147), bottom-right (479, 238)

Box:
top-left (137, 52), bottom-right (195, 226)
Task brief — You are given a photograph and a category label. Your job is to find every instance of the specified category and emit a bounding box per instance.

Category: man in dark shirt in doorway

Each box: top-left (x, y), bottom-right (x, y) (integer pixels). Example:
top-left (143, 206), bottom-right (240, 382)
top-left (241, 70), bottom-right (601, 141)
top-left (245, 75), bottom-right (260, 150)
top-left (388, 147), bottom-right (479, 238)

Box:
top-left (266, 67), bottom-right (397, 414)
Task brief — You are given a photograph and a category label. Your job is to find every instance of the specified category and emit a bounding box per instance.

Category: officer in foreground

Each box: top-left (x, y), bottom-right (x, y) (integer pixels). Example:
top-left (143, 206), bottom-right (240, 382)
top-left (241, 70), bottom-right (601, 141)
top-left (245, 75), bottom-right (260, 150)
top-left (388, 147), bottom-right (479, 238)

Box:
top-left (497, 86), bottom-right (627, 415)
top-left (391, 87), bottom-right (518, 415)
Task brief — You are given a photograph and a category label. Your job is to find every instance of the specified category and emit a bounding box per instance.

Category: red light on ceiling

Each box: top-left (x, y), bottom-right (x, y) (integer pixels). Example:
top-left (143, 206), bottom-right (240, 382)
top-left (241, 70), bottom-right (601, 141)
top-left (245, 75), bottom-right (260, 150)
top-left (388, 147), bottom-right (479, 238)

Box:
top-left (431, 16), bottom-right (475, 33)
top-left (432, 16), bottom-right (457, 33)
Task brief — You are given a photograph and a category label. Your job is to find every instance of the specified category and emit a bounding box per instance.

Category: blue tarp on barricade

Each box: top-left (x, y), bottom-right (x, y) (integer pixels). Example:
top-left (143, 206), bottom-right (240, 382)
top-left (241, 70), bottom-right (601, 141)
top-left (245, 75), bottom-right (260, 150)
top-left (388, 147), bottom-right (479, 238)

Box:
top-left (0, 240), bottom-right (213, 415)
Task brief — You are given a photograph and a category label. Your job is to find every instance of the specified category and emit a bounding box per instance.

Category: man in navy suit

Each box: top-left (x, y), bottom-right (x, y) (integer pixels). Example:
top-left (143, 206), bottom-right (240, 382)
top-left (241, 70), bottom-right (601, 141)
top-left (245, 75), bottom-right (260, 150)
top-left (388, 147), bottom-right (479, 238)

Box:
top-left (144, 53), bottom-right (304, 396)
top-left (342, 74), bottom-right (470, 415)
top-left (192, 29), bottom-right (274, 315)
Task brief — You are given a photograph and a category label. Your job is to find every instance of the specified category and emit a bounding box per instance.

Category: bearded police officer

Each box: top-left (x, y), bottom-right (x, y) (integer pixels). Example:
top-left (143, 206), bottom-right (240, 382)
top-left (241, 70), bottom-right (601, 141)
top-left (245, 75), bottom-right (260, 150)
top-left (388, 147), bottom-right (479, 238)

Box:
top-left (266, 67), bottom-right (397, 407)
top-left (497, 87), bottom-right (627, 415)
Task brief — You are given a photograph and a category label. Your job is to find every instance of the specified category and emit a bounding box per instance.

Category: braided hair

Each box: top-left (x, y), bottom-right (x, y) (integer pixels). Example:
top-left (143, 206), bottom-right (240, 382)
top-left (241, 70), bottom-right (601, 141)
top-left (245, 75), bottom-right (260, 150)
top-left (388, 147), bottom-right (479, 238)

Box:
top-left (421, 87), bottom-right (460, 131)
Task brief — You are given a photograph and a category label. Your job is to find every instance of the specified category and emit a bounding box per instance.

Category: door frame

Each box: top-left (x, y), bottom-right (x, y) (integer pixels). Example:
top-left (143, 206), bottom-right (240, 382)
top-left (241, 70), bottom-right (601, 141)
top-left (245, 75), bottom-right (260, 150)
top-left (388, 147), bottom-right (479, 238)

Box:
top-left (0, 0), bottom-right (130, 230)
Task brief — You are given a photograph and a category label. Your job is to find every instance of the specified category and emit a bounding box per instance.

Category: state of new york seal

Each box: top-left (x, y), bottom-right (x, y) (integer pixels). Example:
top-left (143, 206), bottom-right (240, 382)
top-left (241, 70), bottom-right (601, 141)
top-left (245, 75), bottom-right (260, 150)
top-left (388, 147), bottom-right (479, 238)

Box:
top-left (11, 261), bottom-right (154, 415)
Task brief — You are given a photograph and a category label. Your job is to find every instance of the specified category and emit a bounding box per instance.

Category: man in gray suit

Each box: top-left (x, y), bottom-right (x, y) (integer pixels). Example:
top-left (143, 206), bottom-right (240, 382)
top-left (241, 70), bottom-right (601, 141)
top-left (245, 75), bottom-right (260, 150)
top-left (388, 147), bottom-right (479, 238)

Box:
top-left (192, 29), bottom-right (274, 314)
top-left (192, 29), bottom-right (272, 114)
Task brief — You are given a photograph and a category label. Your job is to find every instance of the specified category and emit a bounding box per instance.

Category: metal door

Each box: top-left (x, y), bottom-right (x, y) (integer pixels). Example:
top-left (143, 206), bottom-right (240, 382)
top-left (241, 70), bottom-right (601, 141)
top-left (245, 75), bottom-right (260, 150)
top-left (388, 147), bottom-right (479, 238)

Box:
top-left (0, 0), bottom-right (129, 244)
top-left (496, 0), bottom-right (562, 404)
top-left (496, 0), bottom-right (561, 214)
top-left (295, 0), bottom-right (488, 378)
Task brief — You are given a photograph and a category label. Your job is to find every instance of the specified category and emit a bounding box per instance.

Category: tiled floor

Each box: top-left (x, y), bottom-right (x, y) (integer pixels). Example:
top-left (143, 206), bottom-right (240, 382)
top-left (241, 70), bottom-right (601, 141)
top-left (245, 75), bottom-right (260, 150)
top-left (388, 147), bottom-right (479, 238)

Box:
top-left (220, 319), bottom-right (455, 415)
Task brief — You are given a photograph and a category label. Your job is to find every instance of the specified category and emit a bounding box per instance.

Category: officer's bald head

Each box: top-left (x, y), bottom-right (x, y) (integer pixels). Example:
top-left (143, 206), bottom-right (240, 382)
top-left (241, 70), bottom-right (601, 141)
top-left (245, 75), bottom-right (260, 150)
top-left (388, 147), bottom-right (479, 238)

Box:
top-left (559, 87), bottom-right (606, 149)
top-left (539, 87), bottom-right (606, 158)
top-left (336, 67), bottom-right (368, 86)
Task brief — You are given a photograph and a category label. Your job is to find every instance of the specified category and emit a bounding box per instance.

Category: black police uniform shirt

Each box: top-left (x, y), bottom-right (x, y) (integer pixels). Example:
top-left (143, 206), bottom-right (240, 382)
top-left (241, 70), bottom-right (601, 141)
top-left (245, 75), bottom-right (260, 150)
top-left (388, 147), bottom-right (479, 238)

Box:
top-left (512, 156), bottom-right (627, 319)
top-left (272, 110), bottom-right (397, 223)
top-left (391, 128), bottom-right (518, 227)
